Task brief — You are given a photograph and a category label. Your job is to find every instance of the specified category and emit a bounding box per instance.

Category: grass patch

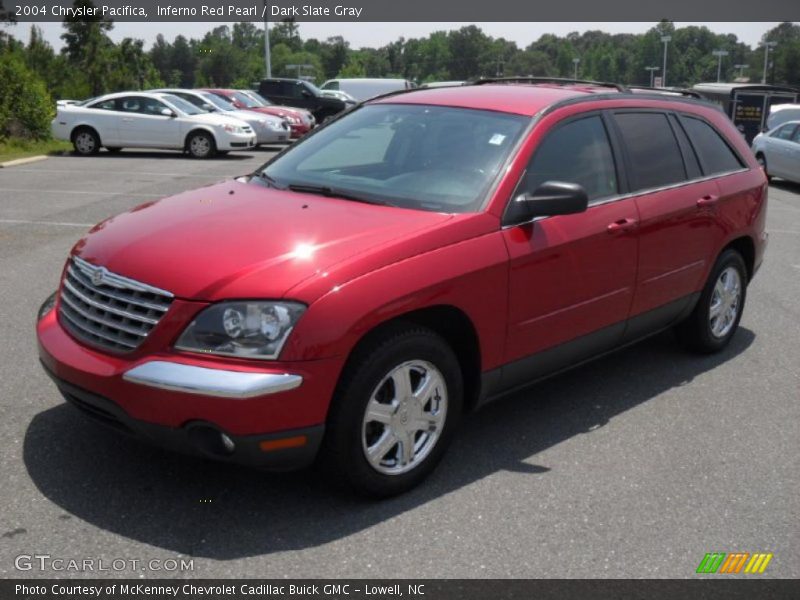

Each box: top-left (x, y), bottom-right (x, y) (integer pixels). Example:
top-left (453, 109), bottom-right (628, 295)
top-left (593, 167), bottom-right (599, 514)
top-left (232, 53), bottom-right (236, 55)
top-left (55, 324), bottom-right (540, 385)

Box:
top-left (0, 138), bottom-right (72, 163)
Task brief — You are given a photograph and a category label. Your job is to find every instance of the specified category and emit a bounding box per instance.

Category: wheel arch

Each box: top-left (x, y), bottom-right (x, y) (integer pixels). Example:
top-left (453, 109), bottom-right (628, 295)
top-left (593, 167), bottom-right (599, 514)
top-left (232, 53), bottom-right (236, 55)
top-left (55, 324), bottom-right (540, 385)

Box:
top-left (721, 235), bottom-right (756, 282)
top-left (183, 127), bottom-right (217, 150)
top-left (338, 305), bottom-right (483, 414)
top-left (70, 124), bottom-right (101, 144)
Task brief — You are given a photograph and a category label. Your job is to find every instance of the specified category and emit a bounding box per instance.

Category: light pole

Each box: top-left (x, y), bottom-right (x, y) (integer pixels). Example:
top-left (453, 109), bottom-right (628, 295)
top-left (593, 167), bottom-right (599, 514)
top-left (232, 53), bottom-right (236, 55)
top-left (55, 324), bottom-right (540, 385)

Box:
top-left (263, 0), bottom-right (271, 78)
top-left (761, 41), bottom-right (777, 84)
top-left (572, 58), bottom-right (580, 79)
top-left (645, 66), bottom-right (660, 87)
top-left (734, 63), bottom-right (749, 79)
top-left (712, 50), bottom-right (729, 82)
top-left (661, 35), bottom-right (672, 88)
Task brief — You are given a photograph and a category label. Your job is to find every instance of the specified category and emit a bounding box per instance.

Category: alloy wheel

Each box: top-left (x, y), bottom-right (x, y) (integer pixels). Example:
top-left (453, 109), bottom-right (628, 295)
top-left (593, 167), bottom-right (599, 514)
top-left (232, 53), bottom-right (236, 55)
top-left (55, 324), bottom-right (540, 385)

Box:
top-left (709, 266), bottom-right (742, 339)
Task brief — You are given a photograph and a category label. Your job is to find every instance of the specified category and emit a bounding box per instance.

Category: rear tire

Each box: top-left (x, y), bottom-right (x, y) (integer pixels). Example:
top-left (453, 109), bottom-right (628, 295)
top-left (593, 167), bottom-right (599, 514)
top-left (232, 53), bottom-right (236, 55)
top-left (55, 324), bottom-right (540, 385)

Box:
top-left (675, 249), bottom-right (747, 353)
top-left (320, 324), bottom-right (462, 497)
top-left (72, 128), bottom-right (100, 156)
top-left (186, 131), bottom-right (216, 159)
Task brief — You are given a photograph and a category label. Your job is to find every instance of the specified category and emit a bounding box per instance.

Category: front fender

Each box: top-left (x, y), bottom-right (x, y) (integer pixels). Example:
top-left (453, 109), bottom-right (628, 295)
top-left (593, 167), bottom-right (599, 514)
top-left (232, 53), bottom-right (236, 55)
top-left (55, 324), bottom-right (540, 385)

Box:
top-left (281, 231), bottom-right (510, 373)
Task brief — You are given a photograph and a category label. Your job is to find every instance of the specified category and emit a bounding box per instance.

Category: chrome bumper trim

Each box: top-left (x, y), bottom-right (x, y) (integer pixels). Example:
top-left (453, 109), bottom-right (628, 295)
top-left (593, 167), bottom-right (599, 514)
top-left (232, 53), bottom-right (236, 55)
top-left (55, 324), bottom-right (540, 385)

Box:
top-left (123, 361), bottom-right (303, 399)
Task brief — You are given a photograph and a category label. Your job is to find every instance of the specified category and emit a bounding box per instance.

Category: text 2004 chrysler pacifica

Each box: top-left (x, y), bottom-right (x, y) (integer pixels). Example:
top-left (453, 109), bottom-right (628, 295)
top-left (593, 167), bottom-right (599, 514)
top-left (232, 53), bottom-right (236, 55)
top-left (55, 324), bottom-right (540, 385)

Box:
top-left (37, 82), bottom-right (768, 496)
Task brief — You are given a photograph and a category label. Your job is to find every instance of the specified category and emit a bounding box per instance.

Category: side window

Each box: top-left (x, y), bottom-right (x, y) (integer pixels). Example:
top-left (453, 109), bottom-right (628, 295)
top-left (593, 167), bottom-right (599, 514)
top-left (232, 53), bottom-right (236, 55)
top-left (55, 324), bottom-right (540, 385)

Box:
top-left (680, 116), bottom-right (744, 175)
top-left (261, 82), bottom-right (280, 95)
top-left (89, 99), bottom-right (116, 111)
top-left (176, 93), bottom-right (204, 108)
top-left (668, 114), bottom-right (702, 180)
top-left (119, 96), bottom-right (142, 113)
top-left (521, 115), bottom-right (618, 203)
top-left (792, 127), bottom-right (800, 144)
top-left (139, 97), bottom-right (169, 115)
top-left (772, 124), bottom-right (797, 140)
top-left (614, 112), bottom-right (686, 191)
top-left (289, 83), bottom-right (306, 99)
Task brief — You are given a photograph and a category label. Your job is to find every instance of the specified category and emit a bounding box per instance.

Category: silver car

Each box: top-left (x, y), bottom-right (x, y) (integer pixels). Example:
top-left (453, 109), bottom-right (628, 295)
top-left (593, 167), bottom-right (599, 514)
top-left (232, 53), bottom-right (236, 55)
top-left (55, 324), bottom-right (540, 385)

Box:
top-left (151, 89), bottom-right (291, 145)
top-left (752, 121), bottom-right (800, 184)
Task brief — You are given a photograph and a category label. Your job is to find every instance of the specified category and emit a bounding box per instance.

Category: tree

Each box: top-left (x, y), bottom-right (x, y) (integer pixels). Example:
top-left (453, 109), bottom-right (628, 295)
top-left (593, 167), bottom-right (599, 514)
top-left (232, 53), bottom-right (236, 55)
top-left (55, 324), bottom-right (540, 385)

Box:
top-left (0, 51), bottom-right (52, 139)
top-left (61, 0), bottom-right (114, 95)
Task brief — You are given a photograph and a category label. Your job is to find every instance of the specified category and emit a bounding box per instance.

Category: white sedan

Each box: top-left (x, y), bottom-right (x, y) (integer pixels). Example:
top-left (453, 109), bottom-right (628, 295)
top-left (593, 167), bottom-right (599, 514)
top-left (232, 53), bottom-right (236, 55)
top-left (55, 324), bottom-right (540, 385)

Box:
top-left (752, 120), bottom-right (800, 184)
top-left (52, 91), bottom-right (256, 158)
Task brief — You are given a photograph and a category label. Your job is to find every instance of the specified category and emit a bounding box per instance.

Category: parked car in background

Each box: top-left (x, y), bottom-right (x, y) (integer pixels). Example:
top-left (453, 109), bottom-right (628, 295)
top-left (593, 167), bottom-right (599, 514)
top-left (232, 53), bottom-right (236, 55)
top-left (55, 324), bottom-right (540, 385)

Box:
top-left (752, 121), bottom-right (800, 184)
top-left (320, 78), bottom-right (415, 101)
top-left (320, 89), bottom-right (358, 103)
top-left (38, 81), bottom-right (767, 497)
top-left (419, 81), bottom-right (467, 89)
top-left (150, 88), bottom-right (290, 145)
top-left (203, 88), bottom-right (313, 138)
top-left (237, 89), bottom-right (317, 136)
top-left (766, 104), bottom-right (800, 130)
top-left (51, 91), bottom-right (256, 158)
top-left (258, 78), bottom-right (349, 122)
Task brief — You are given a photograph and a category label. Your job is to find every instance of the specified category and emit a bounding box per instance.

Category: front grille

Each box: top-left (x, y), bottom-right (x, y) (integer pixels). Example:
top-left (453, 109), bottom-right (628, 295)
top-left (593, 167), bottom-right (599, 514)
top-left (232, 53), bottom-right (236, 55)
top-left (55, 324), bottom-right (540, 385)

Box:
top-left (58, 256), bottom-right (174, 353)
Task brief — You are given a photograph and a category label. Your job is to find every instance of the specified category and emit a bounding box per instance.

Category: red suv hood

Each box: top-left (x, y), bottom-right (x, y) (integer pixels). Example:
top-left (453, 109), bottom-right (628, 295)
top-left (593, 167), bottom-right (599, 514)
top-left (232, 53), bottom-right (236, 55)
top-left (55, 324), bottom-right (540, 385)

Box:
top-left (72, 181), bottom-right (453, 302)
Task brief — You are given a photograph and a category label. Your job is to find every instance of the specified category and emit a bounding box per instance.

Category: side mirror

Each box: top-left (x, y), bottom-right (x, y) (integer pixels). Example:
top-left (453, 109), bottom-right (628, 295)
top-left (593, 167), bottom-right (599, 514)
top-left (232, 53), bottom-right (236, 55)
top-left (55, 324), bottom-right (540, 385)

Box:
top-left (513, 181), bottom-right (589, 222)
top-left (160, 108), bottom-right (176, 118)
top-left (201, 103), bottom-right (216, 112)
top-left (301, 89), bottom-right (312, 98)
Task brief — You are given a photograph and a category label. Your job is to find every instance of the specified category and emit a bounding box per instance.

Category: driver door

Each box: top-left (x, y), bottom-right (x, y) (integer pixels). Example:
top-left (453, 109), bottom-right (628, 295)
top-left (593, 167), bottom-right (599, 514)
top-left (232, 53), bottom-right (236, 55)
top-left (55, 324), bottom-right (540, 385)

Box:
top-left (116, 96), bottom-right (181, 148)
top-left (500, 113), bottom-right (639, 384)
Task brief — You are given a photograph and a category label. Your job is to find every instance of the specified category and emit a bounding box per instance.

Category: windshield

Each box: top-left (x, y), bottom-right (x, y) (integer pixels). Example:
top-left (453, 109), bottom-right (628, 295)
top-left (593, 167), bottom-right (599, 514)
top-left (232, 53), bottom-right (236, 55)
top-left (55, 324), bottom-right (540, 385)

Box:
top-left (232, 91), bottom-right (261, 108)
top-left (200, 92), bottom-right (236, 112)
top-left (161, 94), bottom-right (204, 115)
top-left (259, 104), bottom-right (528, 213)
top-left (244, 90), bottom-right (272, 106)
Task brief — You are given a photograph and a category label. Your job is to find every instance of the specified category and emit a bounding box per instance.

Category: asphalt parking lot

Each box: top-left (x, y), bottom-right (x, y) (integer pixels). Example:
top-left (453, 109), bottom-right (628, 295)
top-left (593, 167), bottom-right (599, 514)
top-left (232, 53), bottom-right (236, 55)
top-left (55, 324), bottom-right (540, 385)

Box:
top-left (1, 149), bottom-right (798, 579)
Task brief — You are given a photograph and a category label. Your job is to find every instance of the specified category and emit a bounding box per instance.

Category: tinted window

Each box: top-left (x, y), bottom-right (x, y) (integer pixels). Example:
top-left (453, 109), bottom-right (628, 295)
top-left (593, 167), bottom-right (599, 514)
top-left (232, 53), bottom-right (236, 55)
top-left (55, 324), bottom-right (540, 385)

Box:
top-left (522, 115), bottom-right (618, 203)
top-left (261, 104), bottom-right (527, 213)
top-left (614, 112), bottom-right (686, 191)
top-left (261, 81), bottom-right (282, 95)
top-left (680, 116), bottom-right (744, 175)
top-left (792, 127), bottom-right (800, 144)
top-left (668, 114), bottom-right (702, 180)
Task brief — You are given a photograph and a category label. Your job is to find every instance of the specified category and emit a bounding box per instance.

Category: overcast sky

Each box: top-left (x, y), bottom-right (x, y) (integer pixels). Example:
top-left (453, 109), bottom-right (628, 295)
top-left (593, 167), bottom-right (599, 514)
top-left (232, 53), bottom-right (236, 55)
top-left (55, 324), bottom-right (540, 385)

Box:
top-left (4, 22), bottom-right (792, 50)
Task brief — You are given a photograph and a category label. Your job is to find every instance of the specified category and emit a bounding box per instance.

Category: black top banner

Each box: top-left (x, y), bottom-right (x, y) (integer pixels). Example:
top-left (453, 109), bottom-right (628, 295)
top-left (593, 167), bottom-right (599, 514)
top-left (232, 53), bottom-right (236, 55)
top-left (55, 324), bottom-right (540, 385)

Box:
top-left (5, 0), bottom-right (800, 22)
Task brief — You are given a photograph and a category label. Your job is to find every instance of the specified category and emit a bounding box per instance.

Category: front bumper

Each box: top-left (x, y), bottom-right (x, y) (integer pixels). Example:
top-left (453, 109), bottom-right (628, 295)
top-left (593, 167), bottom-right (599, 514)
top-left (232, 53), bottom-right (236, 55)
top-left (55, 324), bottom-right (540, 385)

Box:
top-left (217, 132), bottom-right (256, 151)
top-left (43, 363), bottom-right (323, 470)
top-left (36, 299), bottom-right (344, 460)
top-left (256, 127), bottom-right (290, 144)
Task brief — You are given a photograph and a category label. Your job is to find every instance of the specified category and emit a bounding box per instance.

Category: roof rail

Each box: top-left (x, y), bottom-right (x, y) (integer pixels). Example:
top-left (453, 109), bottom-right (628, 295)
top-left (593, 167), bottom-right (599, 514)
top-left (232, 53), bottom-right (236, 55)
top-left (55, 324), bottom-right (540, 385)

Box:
top-left (473, 77), bottom-right (628, 93)
top-left (626, 86), bottom-right (703, 99)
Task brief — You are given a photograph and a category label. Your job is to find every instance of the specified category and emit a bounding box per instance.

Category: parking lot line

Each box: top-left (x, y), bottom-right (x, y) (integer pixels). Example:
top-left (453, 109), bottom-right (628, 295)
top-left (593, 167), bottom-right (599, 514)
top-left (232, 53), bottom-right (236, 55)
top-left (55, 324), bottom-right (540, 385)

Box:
top-left (0, 188), bottom-right (155, 197)
top-left (4, 168), bottom-right (228, 178)
top-left (0, 218), bottom-right (93, 227)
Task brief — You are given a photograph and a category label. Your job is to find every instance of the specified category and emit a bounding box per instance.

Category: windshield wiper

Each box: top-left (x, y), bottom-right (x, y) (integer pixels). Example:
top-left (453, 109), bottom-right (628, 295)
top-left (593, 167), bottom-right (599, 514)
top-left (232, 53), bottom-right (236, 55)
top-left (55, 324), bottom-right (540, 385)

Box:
top-left (253, 171), bottom-right (285, 189)
top-left (286, 183), bottom-right (391, 206)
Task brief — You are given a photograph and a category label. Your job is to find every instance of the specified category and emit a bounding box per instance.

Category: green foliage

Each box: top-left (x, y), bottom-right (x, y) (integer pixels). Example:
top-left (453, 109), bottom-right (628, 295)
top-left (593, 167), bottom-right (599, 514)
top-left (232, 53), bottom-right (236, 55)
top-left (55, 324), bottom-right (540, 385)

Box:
top-left (0, 50), bottom-right (53, 140)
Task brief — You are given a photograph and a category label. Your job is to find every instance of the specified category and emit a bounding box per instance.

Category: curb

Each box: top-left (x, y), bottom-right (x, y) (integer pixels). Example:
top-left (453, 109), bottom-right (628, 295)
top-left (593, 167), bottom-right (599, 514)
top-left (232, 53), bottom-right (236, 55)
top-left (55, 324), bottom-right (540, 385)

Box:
top-left (0, 155), bottom-right (49, 168)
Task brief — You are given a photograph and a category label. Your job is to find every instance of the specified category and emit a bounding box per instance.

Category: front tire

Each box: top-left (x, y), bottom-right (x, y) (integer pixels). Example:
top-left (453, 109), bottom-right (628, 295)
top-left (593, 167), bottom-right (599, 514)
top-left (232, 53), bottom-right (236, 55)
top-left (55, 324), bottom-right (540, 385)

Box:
top-left (186, 131), bottom-right (216, 159)
top-left (72, 128), bottom-right (100, 155)
top-left (676, 249), bottom-right (747, 353)
top-left (321, 324), bottom-right (463, 497)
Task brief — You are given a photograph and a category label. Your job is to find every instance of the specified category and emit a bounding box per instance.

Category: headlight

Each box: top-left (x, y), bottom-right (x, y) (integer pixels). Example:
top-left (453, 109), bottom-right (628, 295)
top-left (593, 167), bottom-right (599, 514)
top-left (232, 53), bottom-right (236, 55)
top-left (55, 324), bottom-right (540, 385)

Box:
top-left (223, 124), bottom-right (244, 134)
top-left (268, 120), bottom-right (283, 130)
top-left (175, 301), bottom-right (305, 360)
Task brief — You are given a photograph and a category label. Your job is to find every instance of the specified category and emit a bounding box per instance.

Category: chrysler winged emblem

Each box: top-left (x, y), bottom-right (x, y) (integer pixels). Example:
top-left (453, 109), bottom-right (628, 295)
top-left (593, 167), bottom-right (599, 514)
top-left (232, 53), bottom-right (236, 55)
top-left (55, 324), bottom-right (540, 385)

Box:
top-left (90, 266), bottom-right (108, 286)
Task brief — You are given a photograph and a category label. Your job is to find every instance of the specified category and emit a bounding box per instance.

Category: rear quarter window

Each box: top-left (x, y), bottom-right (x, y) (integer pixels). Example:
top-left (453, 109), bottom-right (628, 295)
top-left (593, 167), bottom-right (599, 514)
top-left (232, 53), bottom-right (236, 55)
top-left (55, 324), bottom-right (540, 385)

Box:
top-left (613, 112), bottom-right (687, 191)
top-left (680, 116), bottom-right (744, 175)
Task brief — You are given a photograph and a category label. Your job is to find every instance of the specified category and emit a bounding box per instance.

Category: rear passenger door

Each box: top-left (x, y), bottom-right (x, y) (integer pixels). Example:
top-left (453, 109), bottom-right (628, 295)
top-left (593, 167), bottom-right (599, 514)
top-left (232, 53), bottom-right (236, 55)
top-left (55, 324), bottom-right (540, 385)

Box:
top-left (611, 111), bottom-right (726, 339)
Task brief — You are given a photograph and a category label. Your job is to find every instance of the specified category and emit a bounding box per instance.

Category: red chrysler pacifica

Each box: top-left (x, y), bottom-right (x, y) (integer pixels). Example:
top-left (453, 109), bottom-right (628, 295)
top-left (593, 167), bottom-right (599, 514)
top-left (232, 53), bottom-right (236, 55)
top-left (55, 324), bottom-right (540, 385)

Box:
top-left (36, 79), bottom-right (768, 496)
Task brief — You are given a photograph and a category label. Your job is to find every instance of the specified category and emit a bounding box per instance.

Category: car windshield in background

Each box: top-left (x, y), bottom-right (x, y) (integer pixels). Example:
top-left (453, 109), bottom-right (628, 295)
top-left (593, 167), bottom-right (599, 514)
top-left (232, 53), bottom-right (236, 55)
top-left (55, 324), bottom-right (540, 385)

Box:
top-left (200, 92), bottom-right (236, 112)
top-left (259, 104), bottom-right (528, 213)
top-left (232, 91), bottom-right (261, 108)
top-left (246, 91), bottom-right (272, 106)
top-left (162, 94), bottom-right (204, 115)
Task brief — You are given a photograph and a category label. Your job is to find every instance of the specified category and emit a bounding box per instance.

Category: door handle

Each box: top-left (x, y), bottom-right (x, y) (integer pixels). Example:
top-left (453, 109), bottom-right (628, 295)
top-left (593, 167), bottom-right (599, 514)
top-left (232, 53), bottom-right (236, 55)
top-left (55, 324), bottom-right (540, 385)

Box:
top-left (696, 194), bottom-right (719, 208)
top-left (607, 218), bottom-right (638, 234)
